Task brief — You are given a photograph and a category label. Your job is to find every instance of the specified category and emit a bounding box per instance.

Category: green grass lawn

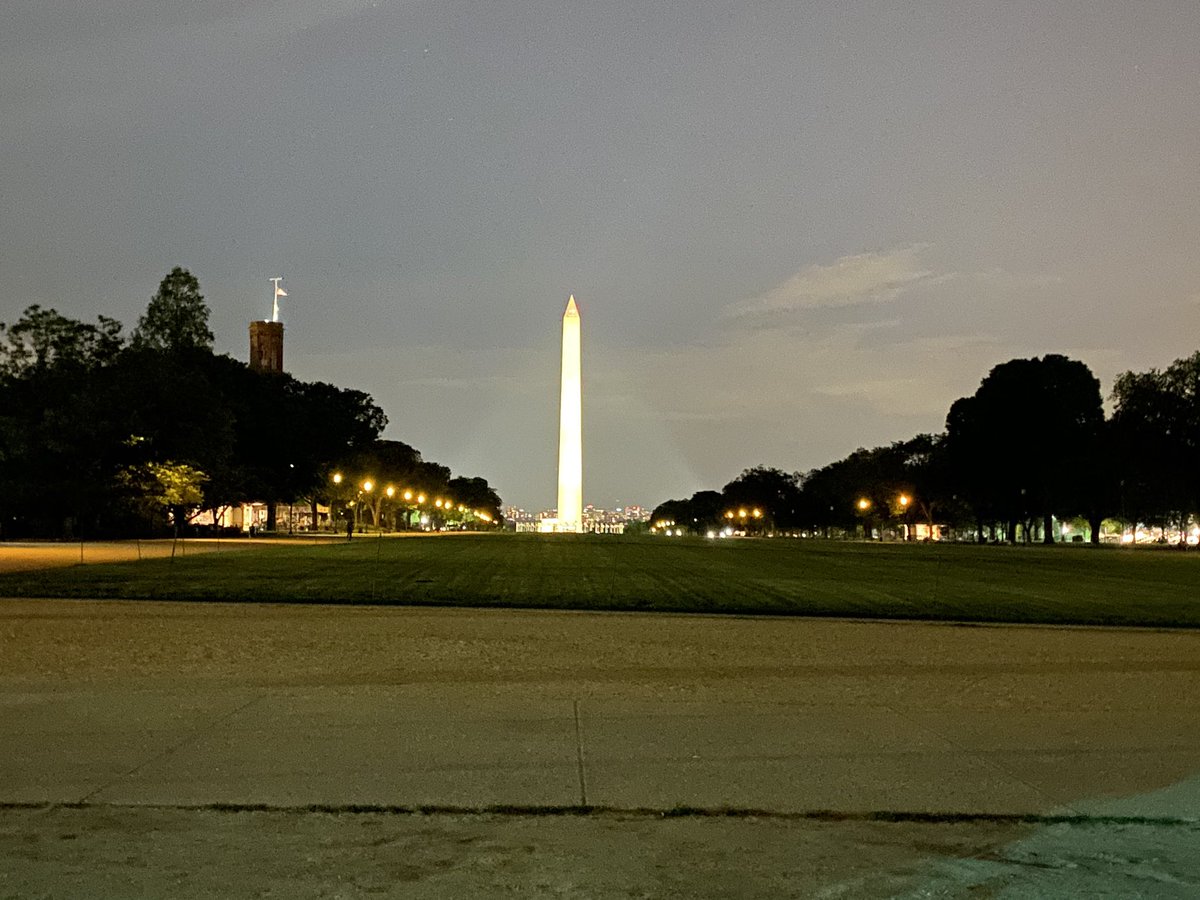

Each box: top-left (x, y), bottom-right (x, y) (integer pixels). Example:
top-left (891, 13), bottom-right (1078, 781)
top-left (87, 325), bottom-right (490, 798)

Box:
top-left (1, 533), bottom-right (1198, 627)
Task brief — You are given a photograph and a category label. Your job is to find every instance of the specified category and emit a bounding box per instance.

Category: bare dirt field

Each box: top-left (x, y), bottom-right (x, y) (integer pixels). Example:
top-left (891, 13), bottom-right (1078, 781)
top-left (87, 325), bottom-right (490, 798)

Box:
top-left (0, 538), bottom-right (270, 573)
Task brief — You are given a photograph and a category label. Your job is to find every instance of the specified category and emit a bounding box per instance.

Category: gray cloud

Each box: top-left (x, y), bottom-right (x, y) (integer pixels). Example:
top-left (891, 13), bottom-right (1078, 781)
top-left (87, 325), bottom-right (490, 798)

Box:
top-left (727, 246), bottom-right (944, 318)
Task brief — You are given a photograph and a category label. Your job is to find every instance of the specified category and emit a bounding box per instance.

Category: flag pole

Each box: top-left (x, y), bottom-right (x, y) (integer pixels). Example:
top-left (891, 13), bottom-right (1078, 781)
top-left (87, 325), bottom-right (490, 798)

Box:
top-left (269, 277), bottom-right (284, 322)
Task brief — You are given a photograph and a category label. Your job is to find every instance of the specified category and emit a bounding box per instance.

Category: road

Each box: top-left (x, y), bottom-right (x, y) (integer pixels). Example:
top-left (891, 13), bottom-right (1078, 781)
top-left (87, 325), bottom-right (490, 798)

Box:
top-left (2, 599), bottom-right (1198, 897)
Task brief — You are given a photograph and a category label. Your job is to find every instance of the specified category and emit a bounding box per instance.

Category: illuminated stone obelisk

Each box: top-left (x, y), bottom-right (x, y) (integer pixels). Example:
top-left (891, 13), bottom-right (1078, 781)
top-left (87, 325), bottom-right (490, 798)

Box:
top-left (556, 295), bottom-right (583, 532)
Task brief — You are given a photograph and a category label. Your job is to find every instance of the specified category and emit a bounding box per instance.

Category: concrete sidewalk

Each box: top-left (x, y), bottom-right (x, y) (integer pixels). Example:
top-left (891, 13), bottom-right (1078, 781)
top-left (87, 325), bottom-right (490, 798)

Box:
top-left (3, 600), bottom-right (1200, 819)
top-left (5, 602), bottom-right (1200, 897)
top-left (4, 682), bottom-right (1198, 818)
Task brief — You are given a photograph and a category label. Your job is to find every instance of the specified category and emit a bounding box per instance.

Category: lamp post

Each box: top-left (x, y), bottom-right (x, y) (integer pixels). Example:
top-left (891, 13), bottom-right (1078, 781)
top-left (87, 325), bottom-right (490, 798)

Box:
top-left (330, 473), bottom-right (344, 533)
top-left (360, 480), bottom-right (374, 531)
top-left (857, 497), bottom-right (872, 540)
top-left (402, 489), bottom-right (414, 530)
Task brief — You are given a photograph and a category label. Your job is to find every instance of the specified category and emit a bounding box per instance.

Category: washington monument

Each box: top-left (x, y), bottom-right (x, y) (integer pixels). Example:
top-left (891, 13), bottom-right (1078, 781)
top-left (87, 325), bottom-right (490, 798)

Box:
top-left (555, 295), bottom-right (583, 532)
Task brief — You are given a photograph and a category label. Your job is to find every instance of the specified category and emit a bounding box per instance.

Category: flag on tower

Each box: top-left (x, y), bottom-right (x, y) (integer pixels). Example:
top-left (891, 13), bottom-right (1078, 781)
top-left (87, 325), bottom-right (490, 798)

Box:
top-left (269, 277), bottom-right (286, 323)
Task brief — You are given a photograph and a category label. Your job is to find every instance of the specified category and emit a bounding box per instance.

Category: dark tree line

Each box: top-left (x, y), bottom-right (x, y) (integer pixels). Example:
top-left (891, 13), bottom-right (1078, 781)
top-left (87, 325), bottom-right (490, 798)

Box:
top-left (654, 351), bottom-right (1200, 545)
top-left (0, 268), bottom-right (501, 537)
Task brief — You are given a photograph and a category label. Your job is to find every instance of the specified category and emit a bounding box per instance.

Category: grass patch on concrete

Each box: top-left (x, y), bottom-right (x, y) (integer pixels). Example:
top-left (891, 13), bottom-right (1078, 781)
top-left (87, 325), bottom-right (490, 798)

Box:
top-left (0, 533), bottom-right (1197, 627)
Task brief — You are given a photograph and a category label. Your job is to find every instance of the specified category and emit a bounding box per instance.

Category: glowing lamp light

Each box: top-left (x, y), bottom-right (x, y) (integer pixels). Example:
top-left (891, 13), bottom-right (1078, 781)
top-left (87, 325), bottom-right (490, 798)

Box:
top-left (417, 494), bottom-right (426, 504)
top-left (899, 495), bottom-right (910, 507)
top-left (386, 486), bottom-right (395, 498)
top-left (332, 473), bottom-right (343, 485)
top-left (362, 480), bottom-right (374, 492)
top-left (857, 498), bottom-right (871, 511)
top-left (403, 490), bottom-right (413, 501)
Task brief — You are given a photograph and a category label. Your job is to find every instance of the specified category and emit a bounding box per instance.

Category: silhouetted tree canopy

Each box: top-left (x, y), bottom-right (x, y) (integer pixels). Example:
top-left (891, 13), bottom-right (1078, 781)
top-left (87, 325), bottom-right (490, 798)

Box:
top-left (1111, 351), bottom-right (1200, 537)
top-left (945, 354), bottom-right (1103, 543)
top-left (652, 350), bottom-right (1200, 545)
top-left (0, 269), bottom-right (498, 537)
top-left (132, 267), bottom-right (214, 352)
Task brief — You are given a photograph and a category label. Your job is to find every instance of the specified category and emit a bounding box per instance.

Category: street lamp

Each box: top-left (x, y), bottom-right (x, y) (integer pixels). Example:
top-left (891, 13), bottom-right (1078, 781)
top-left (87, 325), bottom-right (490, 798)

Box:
top-left (898, 494), bottom-right (911, 541)
top-left (397, 488), bottom-right (415, 530)
top-left (355, 479), bottom-right (374, 531)
top-left (856, 498), bottom-right (873, 541)
top-left (329, 473), bottom-right (345, 532)
top-left (384, 485), bottom-right (396, 531)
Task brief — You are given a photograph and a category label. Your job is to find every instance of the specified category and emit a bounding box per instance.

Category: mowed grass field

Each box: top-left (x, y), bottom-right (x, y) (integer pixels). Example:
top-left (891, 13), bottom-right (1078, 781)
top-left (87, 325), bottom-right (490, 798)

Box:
top-left (1, 532), bottom-right (1198, 627)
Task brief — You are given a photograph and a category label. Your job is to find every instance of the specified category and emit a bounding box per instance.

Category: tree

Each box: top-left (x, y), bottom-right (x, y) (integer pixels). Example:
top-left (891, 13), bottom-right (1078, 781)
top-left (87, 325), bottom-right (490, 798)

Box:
top-left (799, 446), bottom-right (905, 539)
top-left (447, 475), bottom-right (503, 526)
top-left (338, 440), bottom-right (425, 528)
top-left (116, 461), bottom-right (207, 533)
top-left (721, 466), bottom-right (803, 532)
top-left (0, 307), bottom-right (129, 536)
top-left (650, 490), bottom-right (726, 535)
top-left (944, 355), bottom-right (1104, 543)
top-left (1111, 352), bottom-right (1200, 541)
top-left (0, 305), bottom-right (123, 378)
top-left (892, 433), bottom-right (972, 539)
top-left (132, 268), bottom-right (214, 352)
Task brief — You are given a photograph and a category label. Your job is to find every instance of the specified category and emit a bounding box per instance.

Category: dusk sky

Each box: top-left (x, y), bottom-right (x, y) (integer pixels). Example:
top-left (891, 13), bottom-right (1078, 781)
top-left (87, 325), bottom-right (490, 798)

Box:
top-left (4, 1), bottom-right (1199, 510)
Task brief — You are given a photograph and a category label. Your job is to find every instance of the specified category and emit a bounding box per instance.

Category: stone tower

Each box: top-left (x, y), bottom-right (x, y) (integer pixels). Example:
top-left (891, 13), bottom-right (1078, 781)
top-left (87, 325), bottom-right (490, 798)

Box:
top-left (249, 320), bottom-right (284, 373)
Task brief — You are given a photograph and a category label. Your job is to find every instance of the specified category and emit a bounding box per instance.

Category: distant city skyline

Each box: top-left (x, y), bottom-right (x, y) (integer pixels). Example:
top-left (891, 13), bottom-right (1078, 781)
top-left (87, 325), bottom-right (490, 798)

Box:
top-left (505, 503), bottom-right (651, 534)
top-left (4, 2), bottom-right (1200, 510)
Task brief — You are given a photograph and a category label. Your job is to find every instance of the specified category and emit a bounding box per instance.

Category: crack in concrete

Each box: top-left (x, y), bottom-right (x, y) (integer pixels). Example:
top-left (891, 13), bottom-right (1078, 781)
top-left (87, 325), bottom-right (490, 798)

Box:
top-left (73, 693), bottom-right (266, 804)
top-left (573, 698), bottom-right (589, 807)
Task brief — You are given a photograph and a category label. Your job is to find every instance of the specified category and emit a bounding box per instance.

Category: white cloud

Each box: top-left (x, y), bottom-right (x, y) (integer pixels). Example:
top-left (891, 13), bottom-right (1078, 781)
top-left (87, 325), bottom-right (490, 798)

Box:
top-left (728, 245), bottom-right (944, 317)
